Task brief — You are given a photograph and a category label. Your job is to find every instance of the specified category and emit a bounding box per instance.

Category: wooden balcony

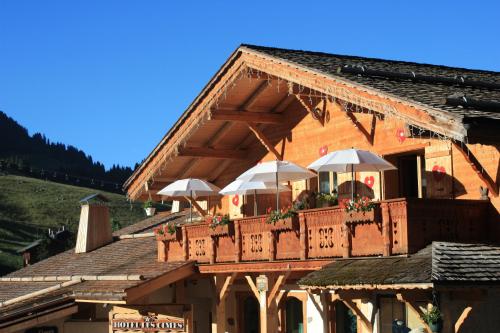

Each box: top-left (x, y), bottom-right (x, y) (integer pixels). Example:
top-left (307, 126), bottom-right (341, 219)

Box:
top-left (157, 198), bottom-right (492, 264)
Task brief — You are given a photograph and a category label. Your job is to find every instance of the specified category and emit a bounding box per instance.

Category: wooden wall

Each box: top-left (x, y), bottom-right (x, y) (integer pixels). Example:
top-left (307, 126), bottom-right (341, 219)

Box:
top-left (214, 99), bottom-right (499, 220)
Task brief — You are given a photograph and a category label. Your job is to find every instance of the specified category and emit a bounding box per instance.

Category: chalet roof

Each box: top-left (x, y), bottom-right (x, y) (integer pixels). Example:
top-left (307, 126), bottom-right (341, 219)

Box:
top-left (242, 44), bottom-right (500, 122)
top-left (299, 242), bottom-right (500, 288)
top-left (123, 44), bottom-right (499, 200)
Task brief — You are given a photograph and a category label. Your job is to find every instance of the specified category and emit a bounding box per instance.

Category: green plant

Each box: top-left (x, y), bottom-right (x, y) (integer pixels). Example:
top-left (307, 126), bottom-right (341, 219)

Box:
top-left (316, 192), bottom-right (338, 205)
top-left (421, 305), bottom-right (442, 325)
top-left (209, 214), bottom-right (230, 229)
top-left (143, 199), bottom-right (154, 209)
top-left (153, 222), bottom-right (176, 236)
top-left (292, 199), bottom-right (307, 211)
top-left (265, 206), bottom-right (296, 225)
top-left (339, 195), bottom-right (375, 212)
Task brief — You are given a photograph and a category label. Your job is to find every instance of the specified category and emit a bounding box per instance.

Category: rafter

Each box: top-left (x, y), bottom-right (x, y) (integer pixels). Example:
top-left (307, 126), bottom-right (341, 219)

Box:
top-left (246, 122), bottom-right (282, 160)
top-left (183, 196), bottom-right (208, 216)
top-left (178, 147), bottom-right (247, 160)
top-left (210, 110), bottom-right (284, 124)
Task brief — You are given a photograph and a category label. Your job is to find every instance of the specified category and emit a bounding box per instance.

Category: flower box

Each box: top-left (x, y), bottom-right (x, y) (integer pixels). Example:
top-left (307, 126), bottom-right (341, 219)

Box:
top-left (156, 227), bottom-right (182, 242)
top-left (343, 210), bottom-right (375, 223)
top-left (266, 216), bottom-right (298, 231)
top-left (208, 222), bottom-right (233, 237)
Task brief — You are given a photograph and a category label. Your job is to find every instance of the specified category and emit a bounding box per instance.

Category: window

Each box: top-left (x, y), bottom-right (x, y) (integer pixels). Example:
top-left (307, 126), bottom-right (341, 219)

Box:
top-left (318, 171), bottom-right (338, 194)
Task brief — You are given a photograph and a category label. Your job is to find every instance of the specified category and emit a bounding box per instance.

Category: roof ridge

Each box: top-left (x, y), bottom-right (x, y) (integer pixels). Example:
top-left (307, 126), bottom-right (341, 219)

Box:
top-left (240, 43), bottom-right (500, 75)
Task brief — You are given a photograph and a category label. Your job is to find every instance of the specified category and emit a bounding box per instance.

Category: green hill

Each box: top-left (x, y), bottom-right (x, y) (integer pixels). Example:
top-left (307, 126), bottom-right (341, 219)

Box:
top-left (0, 174), bottom-right (152, 275)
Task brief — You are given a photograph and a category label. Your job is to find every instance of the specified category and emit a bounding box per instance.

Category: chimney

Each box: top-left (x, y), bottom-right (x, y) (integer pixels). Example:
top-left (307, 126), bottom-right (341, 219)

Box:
top-left (75, 193), bottom-right (112, 253)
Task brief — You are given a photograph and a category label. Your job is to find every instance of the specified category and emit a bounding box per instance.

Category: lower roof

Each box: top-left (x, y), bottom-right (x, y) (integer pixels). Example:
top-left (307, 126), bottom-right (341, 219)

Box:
top-left (299, 242), bottom-right (500, 289)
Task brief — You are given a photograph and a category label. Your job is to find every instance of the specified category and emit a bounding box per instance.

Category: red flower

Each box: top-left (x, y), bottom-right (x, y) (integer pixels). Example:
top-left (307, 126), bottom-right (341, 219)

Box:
top-left (267, 207), bottom-right (272, 214)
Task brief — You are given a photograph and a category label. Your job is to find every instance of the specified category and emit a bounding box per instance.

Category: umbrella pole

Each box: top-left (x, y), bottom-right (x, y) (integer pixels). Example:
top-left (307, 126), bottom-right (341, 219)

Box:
top-left (190, 190), bottom-right (193, 223)
top-left (254, 190), bottom-right (257, 216)
top-left (351, 164), bottom-right (355, 201)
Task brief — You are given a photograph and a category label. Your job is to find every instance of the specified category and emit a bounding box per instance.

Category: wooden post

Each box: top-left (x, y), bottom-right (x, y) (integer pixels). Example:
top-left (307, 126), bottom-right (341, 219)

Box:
top-left (269, 231), bottom-right (276, 261)
top-left (342, 223), bottom-right (351, 258)
top-left (299, 213), bottom-right (307, 260)
top-left (381, 202), bottom-right (392, 256)
top-left (214, 274), bottom-right (237, 333)
top-left (234, 220), bottom-right (242, 263)
top-left (182, 226), bottom-right (188, 261)
top-left (157, 240), bottom-right (167, 262)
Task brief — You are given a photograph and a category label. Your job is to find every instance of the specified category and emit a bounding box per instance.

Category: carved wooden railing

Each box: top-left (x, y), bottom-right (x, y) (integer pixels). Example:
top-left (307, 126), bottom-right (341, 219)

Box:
top-left (157, 198), bottom-right (491, 263)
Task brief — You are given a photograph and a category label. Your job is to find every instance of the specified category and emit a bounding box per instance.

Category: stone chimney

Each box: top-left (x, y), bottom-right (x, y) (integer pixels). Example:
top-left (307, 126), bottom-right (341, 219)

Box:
top-left (75, 194), bottom-right (112, 253)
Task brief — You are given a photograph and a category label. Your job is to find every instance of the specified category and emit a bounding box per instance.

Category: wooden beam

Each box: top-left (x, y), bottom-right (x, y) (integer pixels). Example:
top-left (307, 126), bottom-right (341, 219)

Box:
top-left (126, 263), bottom-right (195, 302)
top-left (267, 271), bottom-right (290, 307)
top-left (245, 275), bottom-right (260, 300)
top-left (219, 273), bottom-right (237, 303)
top-left (345, 111), bottom-right (374, 145)
top-left (455, 306), bottom-right (473, 333)
top-left (2, 304), bottom-right (78, 333)
top-left (183, 196), bottom-right (208, 217)
top-left (242, 80), bottom-right (269, 109)
top-left (178, 147), bottom-right (247, 160)
top-left (211, 110), bottom-right (284, 124)
top-left (452, 141), bottom-right (498, 197)
top-left (396, 293), bottom-right (432, 333)
top-left (342, 299), bottom-right (373, 333)
top-left (247, 122), bottom-right (282, 160)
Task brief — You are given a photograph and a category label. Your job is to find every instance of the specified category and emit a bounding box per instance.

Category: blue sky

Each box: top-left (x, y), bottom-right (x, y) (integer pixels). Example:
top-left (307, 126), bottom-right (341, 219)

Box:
top-left (1, 1), bottom-right (499, 169)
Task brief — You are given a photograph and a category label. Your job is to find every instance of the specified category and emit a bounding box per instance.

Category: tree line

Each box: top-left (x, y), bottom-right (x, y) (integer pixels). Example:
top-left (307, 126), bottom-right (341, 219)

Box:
top-left (0, 111), bottom-right (138, 192)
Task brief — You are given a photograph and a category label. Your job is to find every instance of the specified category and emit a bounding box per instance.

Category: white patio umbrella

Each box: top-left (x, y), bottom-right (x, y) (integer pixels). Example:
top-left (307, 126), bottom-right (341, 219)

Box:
top-left (219, 179), bottom-right (291, 216)
top-left (307, 148), bottom-right (396, 200)
top-left (236, 160), bottom-right (316, 211)
top-left (157, 178), bottom-right (221, 222)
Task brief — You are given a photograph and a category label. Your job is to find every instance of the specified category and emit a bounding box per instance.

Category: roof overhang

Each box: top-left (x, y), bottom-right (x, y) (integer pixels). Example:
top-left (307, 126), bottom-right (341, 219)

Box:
top-left (124, 45), bottom-right (473, 201)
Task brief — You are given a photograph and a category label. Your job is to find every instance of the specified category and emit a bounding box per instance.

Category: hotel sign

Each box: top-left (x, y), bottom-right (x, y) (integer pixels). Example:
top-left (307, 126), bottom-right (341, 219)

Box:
top-left (110, 305), bottom-right (190, 333)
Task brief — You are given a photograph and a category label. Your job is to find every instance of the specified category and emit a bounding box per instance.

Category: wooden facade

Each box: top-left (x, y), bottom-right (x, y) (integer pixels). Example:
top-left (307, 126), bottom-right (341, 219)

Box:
top-left (120, 45), bottom-right (500, 333)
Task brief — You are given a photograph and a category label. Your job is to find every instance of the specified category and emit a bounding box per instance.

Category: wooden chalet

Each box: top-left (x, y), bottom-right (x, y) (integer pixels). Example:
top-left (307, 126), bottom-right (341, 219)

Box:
top-left (1, 45), bottom-right (499, 333)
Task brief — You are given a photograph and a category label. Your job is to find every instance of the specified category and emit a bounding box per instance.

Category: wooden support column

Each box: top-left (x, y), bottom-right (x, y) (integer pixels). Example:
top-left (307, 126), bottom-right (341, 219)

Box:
top-left (245, 275), bottom-right (267, 333)
top-left (381, 202), bottom-right (392, 256)
top-left (246, 122), bottom-right (282, 160)
top-left (214, 273), bottom-right (237, 333)
top-left (332, 292), bottom-right (373, 333)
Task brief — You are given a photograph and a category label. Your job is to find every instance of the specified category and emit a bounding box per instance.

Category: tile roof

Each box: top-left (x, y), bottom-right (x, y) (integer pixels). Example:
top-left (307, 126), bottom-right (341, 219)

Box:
top-left (241, 44), bottom-right (500, 122)
top-left (432, 242), bottom-right (500, 282)
top-left (299, 246), bottom-right (432, 288)
top-left (299, 242), bottom-right (500, 288)
top-left (0, 212), bottom-right (193, 315)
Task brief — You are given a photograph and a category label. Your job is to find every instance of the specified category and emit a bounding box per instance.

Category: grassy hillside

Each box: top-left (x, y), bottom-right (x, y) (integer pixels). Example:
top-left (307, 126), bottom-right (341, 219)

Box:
top-left (0, 175), bottom-right (151, 275)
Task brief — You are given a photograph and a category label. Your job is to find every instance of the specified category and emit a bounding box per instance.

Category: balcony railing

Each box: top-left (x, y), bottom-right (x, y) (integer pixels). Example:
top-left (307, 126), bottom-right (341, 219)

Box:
top-left (157, 198), bottom-right (491, 264)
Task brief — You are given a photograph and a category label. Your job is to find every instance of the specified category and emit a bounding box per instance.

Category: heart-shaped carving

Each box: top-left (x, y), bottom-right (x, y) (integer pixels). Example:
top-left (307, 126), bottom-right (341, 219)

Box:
top-left (396, 128), bottom-right (406, 143)
top-left (364, 176), bottom-right (375, 188)
top-left (232, 195), bottom-right (239, 206)
top-left (432, 165), bottom-right (446, 181)
top-left (319, 145), bottom-right (328, 156)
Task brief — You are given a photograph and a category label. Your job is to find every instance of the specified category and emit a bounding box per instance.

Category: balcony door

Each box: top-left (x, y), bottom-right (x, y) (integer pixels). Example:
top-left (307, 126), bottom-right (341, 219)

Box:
top-left (383, 151), bottom-right (425, 199)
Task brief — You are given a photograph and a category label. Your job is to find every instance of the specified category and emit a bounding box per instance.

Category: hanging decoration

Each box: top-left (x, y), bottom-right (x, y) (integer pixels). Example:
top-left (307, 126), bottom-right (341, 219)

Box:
top-left (232, 195), bottom-right (240, 206)
top-left (396, 128), bottom-right (406, 143)
top-left (319, 145), bottom-right (328, 156)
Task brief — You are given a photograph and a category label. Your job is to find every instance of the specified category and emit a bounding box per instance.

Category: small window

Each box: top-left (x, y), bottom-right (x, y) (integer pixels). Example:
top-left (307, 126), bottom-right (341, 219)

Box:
top-left (318, 172), bottom-right (338, 194)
